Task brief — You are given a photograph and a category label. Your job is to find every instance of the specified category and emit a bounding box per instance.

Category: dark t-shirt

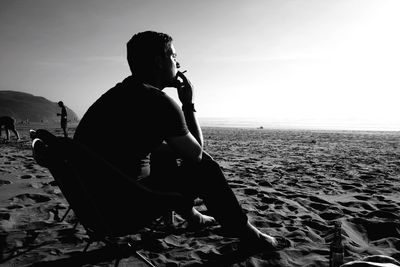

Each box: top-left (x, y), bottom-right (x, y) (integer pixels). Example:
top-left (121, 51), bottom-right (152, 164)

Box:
top-left (74, 76), bottom-right (189, 180)
top-left (60, 107), bottom-right (67, 126)
top-left (60, 107), bottom-right (67, 120)
top-left (0, 116), bottom-right (15, 128)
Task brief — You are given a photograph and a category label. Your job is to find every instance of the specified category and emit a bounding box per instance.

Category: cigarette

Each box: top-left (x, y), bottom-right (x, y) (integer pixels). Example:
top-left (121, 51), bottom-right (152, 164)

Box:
top-left (181, 70), bottom-right (187, 74)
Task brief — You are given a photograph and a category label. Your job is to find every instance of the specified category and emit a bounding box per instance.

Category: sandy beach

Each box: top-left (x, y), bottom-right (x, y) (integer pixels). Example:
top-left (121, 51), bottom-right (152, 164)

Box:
top-left (0, 125), bottom-right (399, 266)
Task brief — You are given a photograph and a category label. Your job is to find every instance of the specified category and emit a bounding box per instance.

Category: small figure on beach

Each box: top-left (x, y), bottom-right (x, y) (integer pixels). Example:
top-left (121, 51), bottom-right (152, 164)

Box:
top-left (0, 116), bottom-right (20, 141)
top-left (57, 101), bottom-right (68, 137)
top-left (74, 31), bottom-right (290, 251)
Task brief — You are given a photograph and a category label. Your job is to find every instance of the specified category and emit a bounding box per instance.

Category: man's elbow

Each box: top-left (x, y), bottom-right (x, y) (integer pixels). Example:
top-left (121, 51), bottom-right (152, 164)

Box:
top-left (189, 146), bottom-right (202, 163)
top-left (194, 150), bottom-right (203, 162)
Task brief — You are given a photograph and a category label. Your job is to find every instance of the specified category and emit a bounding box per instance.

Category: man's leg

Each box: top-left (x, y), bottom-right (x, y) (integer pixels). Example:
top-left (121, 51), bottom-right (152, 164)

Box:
top-left (10, 125), bottom-right (20, 140)
top-left (154, 157), bottom-right (289, 249)
top-left (12, 129), bottom-right (20, 140)
top-left (179, 158), bottom-right (248, 234)
top-left (141, 154), bottom-right (247, 233)
top-left (61, 121), bottom-right (68, 138)
top-left (141, 147), bottom-right (289, 249)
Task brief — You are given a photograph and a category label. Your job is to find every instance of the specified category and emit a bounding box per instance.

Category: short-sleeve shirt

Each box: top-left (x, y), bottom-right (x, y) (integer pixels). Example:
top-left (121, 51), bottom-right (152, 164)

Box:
top-left (0, 116), bottom-right (15, 128)
top-left (74, 76), bottom-right (189, 179)
top-left (60, 107), bottom-right (67, 122)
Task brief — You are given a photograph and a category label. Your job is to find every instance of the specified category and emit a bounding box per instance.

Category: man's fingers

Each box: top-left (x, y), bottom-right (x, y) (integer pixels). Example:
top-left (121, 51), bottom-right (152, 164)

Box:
top-left (176, 71), bottom-right (189, 83)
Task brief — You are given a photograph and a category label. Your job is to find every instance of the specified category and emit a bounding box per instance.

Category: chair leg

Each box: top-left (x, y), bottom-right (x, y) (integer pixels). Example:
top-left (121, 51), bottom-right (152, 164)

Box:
top-left (135, 251), bottom-right (156, 267)
top-left (114, 257), bottom-right (121, 267)
top-left (60, 206), bottom-right (72, 222)
top-left (83, 240), bottom-right (92, 252)
top-left (117, 242), bottom-right (156, 267)
top-left (84, 239), bottom-right (156, 267)
top-left (164, 211), bottom-right (175, 226)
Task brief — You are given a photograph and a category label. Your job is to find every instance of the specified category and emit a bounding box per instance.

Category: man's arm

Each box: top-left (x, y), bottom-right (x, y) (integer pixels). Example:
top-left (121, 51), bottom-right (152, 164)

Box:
top-left (182, 105), bottom-right (203, 147)
top-left (166, 133), bottom-right (202, 162)
top-left (62, 107), bottom-right (67, 117)
top-left (165, 71), bottom-right (203, 162)
top-left (176, 71), bottom-right (203, 147)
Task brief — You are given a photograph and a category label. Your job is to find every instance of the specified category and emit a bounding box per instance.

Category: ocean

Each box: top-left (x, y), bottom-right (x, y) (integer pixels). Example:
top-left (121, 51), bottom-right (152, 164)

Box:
top-left (199, 117), bottom-right (400, 132)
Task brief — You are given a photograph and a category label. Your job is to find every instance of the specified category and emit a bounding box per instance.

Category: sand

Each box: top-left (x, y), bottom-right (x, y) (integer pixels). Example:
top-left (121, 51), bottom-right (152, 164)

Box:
top-left (0, 125), bottom-right (399, 266)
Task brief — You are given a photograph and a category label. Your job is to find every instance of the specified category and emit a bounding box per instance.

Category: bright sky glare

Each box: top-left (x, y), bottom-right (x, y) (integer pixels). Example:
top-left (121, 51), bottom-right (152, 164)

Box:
top-left (0, 0), bottom-right (399, 130)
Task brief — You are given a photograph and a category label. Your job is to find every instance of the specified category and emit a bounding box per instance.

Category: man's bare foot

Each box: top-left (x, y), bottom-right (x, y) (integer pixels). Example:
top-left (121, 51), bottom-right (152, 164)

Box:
top-left (241, 222), bottom-right (290, 251)
top-left (186, 207), bottom-right (216, 228)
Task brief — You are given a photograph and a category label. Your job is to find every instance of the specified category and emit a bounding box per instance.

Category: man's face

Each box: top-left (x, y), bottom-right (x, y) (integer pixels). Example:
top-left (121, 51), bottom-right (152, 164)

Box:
top-left (160, 43), bottom-right (180, 86)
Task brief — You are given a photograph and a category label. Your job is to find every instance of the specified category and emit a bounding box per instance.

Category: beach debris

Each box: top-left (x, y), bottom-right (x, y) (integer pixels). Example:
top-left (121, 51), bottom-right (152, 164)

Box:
top-left (329, 221), bottom-right (344, 267)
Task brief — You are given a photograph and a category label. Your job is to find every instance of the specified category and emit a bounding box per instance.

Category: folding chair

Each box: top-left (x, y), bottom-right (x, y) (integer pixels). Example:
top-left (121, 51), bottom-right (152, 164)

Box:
top-left (30, 130), bottom-right (73, 224)
top-left (30, 129), bottom-right (181, 266)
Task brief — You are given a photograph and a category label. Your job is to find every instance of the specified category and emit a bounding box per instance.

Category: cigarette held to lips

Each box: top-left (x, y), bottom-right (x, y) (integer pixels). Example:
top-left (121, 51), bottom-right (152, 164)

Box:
top-left (181, 70), bottom-right (187, 74)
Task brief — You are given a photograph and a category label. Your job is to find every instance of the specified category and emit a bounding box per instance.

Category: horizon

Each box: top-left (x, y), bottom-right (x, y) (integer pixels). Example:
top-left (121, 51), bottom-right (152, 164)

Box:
top-left (198, 117), bottom-right (400, 132)
top-left (3, 89), bottom-right (398, 132)
top-left (1, 0), bottom-right (399, 131)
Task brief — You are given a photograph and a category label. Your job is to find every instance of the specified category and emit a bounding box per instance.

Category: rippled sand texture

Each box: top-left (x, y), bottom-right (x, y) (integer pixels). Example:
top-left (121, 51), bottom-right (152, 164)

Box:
top-left (204, 128), bottom-right (400, 266)
top-left (0, 127), bottom-right (399, 266)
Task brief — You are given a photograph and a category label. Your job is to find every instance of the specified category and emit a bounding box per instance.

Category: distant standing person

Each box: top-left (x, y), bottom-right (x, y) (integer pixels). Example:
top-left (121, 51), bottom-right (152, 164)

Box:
top-left (0, 116), bottom-right (20, 141)
top-left (57, 101), bottom-right (68, 137)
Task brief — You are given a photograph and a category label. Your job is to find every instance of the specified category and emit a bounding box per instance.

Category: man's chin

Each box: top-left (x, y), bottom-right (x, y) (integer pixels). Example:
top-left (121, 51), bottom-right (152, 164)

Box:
top-left (166, 77), bottom-right (179, 88)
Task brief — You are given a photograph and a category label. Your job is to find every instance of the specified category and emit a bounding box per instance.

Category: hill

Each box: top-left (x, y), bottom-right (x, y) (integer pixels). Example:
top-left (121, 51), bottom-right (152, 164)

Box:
top-left (0, 90), bottom-right (79, 123)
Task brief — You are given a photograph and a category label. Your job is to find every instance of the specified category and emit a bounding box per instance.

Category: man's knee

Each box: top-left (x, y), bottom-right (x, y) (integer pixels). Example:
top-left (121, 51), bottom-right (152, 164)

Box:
top-left (188, 158), bottom-right (224, 186)
top-left (200, 158), bottom-right (221, 171)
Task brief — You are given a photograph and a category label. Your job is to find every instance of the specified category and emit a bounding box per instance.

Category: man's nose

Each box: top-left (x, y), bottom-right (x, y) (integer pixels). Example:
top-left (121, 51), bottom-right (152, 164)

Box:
top-left (176, 62), bottom-right (180, 69)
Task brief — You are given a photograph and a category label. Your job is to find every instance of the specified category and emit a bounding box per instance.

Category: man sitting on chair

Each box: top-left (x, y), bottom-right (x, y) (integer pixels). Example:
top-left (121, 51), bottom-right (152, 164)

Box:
top-left (74, 31), bottom-right (289, 250)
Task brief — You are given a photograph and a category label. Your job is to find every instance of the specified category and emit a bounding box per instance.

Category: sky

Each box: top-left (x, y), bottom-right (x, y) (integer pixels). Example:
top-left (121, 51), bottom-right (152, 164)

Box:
top-left (1, 0), bottom-right (399, 130)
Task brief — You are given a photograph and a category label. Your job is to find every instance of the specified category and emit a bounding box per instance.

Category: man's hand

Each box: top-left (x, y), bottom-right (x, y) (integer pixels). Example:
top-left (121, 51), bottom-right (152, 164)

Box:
top-left (175, 71), bottom-right (194, 105)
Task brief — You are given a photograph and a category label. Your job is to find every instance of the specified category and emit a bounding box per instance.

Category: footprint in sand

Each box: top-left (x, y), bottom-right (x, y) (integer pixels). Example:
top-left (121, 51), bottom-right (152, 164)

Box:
top-left (12, 193), bottom-right (52, 204)
top-left (309, 202), bottom-right (329, 212)
top-left (0, 179), bottom-right (11, 186)
top-left (0, 212), bottom-right (10, 220)
top-left (376, 203), bottom-right (398, 212)
top-left (341, 184), bottom-right (359, 191)
top-left (6, 204), bottom-right (23, 210)
top-left (353, 195), bottom-right (371, 201)
top-left (365, 210), bottom-right (399, 220)
top-left (243, 188), bottom-right (259, 195)
top-left (29, 182), bottom-right (44, 189)
top-left (35, 175), bottom-right (49, 179)
top-left (24, 164), bottom-right (35, 170)
top-left (303, 218), bottom-right (330, 232)
top-left (258, 180), bottom-right (273, 187)
top-left (48, 181), bottom-right (58, 186)
top-left (338, 200), bottom-right (376, 211)
top-left (260, 196), bottom-right (278, 204)
top-left (319, 210), bottom-right (344, 220)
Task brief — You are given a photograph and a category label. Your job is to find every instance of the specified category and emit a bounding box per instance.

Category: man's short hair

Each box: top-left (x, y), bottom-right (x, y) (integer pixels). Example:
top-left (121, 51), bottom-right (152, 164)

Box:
top-left (127, 31), bottom-right (173, 75)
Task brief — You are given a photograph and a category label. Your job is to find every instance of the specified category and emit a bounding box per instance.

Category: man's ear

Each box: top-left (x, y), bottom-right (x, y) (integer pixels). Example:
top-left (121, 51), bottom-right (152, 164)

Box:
top-left (154, 55), bottom-right (163, 69)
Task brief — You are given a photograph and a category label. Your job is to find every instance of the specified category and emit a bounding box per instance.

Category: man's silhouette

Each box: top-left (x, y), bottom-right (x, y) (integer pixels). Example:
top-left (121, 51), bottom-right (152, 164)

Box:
top-left (0, 116), bottom-right (20, 141)
top-left (57, 101), bottom-right (68, 137)
top-left (74, 31), bottom-right (289, 250)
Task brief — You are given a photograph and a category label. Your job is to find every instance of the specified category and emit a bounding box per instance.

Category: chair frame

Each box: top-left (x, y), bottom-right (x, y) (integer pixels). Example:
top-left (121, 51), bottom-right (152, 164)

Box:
top-left (30, 129), bottom-right (156, 267)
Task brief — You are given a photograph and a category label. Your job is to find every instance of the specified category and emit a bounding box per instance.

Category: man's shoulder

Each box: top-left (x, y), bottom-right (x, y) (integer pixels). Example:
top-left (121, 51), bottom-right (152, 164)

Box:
top-left (112, 76), bottom-right (165, 96)
top-left (0, 116), bottom-right (13, 123)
